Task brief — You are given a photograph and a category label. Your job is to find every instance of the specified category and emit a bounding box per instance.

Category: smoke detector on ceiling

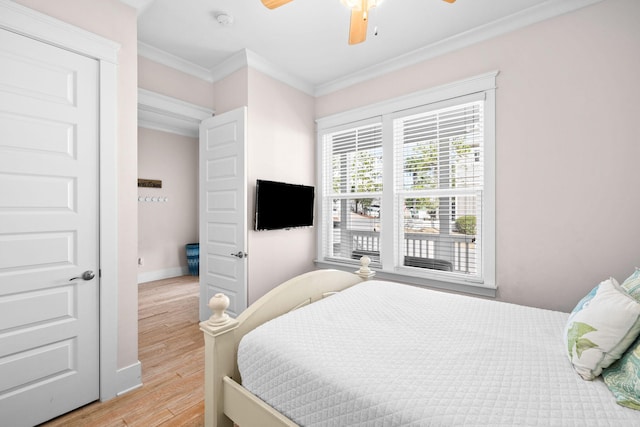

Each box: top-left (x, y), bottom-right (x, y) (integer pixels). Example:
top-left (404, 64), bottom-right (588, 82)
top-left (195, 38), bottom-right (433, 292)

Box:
top-left (215, 12), bottom-right (234, 26)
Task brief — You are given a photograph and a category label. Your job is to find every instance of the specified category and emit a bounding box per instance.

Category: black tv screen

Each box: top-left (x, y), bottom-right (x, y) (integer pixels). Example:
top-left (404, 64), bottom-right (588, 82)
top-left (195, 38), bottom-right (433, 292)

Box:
top-left (255, 180), bottom-right (315, 231)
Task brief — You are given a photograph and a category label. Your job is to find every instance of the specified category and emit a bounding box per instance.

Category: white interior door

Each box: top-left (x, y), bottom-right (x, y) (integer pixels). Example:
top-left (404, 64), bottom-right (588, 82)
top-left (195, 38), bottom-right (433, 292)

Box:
top-left (0, 29), bottom-right (100, 426)
top-left (199, 107), bottom-right (248, 320)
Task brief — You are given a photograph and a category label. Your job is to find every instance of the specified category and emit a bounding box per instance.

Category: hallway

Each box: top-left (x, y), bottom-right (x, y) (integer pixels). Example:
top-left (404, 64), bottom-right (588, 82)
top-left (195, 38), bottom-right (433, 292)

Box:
top-left (42, 276), bottom-right (203, 426)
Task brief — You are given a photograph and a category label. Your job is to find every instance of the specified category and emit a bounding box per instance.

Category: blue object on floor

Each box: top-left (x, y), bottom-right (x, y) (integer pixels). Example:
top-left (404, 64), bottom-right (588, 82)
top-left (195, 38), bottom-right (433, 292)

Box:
top-left (186, 243), bottom-right (199, 276)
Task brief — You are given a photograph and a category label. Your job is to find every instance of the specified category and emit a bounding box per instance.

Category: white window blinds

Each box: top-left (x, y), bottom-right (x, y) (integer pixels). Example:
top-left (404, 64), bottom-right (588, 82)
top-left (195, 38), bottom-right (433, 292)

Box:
top-left (316, 71), bottom-right (496, 291)
top-left (321, 121), bottom-right (383, 262)
top-left (394, 100), bottom-right (484, 279)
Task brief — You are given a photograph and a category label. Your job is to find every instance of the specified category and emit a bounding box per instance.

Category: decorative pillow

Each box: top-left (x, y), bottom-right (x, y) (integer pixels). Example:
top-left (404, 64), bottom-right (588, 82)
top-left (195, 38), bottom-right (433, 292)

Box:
top-left (621, 268), bottom-right (640, 301)
top-left (565, 278), bottom-right (640, 380)
top-left (603, 336), bottom-right (640, 410)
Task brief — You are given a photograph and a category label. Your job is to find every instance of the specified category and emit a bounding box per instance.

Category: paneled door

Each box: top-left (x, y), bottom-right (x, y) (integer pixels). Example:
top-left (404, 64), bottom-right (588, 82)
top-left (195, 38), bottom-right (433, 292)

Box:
top-left (0, 28), bottom-right (100, 426)
top-left (199, 107), bottom-right (248, 320)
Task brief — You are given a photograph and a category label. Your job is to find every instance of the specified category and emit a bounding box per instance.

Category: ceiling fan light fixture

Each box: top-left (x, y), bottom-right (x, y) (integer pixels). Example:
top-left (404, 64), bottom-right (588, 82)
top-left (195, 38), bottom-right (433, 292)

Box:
top-left (340, 0), bottom-right (384, 11)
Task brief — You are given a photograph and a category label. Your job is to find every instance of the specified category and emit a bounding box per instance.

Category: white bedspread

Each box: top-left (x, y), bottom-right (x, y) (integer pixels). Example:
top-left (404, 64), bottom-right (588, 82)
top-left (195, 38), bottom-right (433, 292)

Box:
top-left (238, 280), bottom-right (640, 426)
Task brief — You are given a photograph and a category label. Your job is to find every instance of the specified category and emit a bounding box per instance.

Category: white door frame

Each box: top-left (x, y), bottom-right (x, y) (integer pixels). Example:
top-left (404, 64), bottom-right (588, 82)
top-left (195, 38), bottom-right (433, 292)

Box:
top-left (0, 0), bottom-right (121, 400)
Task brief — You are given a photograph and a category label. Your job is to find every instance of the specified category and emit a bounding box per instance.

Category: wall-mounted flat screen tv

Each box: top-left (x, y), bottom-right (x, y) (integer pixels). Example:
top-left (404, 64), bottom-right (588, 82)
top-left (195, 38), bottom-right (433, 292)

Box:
top-left (255, 179), bottom-right (315, 231)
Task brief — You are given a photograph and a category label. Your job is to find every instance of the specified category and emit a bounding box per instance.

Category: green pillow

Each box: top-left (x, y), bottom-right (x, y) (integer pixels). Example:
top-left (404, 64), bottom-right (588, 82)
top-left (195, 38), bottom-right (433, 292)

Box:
top-left (603, 336), bottom-right (640, 410)
top-left (621, 268), bottom-right (640, 301)
top-left (565, 278), bottom-right (640, 380)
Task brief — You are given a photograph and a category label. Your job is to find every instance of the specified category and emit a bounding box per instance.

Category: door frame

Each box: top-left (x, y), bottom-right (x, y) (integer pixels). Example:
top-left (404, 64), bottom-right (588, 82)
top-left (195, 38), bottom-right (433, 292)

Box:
top-left (0, 0), bottom-right (121, 400)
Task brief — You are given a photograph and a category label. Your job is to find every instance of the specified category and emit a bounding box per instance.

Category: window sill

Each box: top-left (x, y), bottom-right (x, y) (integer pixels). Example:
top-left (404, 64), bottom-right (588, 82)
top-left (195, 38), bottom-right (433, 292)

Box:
top-left (314, 259), bottom-right (497, 299)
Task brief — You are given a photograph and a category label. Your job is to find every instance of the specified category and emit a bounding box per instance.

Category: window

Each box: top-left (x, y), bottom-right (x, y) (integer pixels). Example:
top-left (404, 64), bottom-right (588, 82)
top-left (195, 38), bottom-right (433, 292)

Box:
top-left (321, 119), bottom-right (383, 263)
top-left (317, 72), bottom-right (496, 293)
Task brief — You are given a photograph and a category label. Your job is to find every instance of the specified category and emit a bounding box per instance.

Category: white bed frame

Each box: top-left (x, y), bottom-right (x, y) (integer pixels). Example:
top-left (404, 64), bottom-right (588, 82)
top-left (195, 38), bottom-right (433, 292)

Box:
top-left (199, 258), bottom-right (375, 427)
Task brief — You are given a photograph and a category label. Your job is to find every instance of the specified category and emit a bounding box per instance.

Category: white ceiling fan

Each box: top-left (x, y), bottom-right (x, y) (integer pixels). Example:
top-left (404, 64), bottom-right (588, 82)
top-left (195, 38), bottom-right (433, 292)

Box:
top-left (261, 0), bottom-right (457, 45)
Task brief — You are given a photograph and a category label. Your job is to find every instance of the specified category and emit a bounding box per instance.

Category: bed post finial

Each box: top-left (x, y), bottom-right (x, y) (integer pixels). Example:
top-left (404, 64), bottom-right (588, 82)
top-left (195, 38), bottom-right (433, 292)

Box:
top-left (356, 256), bottom-right (376, 280)
top-left (207, 293), bottom-right (231, 326)
top-left (200, 293), bottom-right (239, 427)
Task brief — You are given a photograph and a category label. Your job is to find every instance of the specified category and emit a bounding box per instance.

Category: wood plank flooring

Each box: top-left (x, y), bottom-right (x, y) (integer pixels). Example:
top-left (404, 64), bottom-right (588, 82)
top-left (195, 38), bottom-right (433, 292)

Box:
top-left (41, 275), bottom-right (204, 427)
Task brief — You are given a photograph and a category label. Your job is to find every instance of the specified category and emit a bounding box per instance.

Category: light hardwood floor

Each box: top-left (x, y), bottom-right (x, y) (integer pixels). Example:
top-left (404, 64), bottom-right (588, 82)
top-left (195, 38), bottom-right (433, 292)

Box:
top-left (41, 275), bottom-right (204, 427)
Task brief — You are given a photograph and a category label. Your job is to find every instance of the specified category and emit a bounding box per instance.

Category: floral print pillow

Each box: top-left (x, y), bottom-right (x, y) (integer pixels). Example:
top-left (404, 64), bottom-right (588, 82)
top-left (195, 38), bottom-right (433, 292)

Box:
top-left (565, 278), bottom-right (640, 380)
top-left (603, 336), bottom-right (640, 410)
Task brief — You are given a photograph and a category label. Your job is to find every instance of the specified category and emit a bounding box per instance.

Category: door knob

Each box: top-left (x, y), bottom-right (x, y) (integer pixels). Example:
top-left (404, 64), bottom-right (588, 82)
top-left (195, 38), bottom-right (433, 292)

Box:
top-left (230, 251), bottom-right (247, 259)
top-left (70, 270), bottom-right (95, 281)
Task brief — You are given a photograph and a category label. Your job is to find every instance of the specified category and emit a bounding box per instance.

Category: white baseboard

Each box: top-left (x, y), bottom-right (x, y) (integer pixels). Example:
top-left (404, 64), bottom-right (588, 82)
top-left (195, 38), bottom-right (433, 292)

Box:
top-left (137, 266), bottom-right (191, 284)
top-left (116, 361), bottom-right (142, 396)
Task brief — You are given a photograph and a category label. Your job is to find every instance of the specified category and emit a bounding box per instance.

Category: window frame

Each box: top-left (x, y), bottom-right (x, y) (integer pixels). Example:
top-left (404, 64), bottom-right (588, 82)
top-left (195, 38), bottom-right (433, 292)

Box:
top-left (316, 71), bottom-right (497, 297)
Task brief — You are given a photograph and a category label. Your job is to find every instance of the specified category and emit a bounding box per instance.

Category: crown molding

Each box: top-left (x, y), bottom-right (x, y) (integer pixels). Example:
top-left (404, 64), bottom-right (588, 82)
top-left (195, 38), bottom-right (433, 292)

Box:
top-left (135, 0), bottom-right (602, 97)
top-left (317, 70), bottom-right (498, 129)
top-left (209, 50), bottom-right (247, 83)
top-left (0, 0), bottom-right (120, 63)
top-left (244, 50), bottom-right (315, 95)
top-left (137, 42), bottom-right (315, 95)
top-left (118, 0), bottom-right (155, 15)
top-left (210, 49), bottom-right (315, 95)
top-left (138, 41), bottom-right (213, 82)
top-left (138, 88), bottom-right (214, 137)
top-left (314, 0), bottom-right (603, 96)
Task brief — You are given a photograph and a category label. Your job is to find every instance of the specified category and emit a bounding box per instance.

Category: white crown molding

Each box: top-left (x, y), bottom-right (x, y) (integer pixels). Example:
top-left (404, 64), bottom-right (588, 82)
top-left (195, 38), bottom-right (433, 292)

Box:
top-left (317, 70), bottom-right (499, 129)
top-left (314, 0), bottom-right (603, 96)
top-left (210, 49), bottom-right (315, 95)
top-left (138, 88), bottom-right (214, 137)
top-left (138, 41), bottom-right (213, 82)
top-left (245, 50), bottom-right (315, 95)
top-left (118, 0), bottom-right (155, 15)
top-left (0, 0), bottom-right (120, 63)
top-left (135, 0), bottom-right (601, 97)
top-left (209, 49), bottom-right (247, 83)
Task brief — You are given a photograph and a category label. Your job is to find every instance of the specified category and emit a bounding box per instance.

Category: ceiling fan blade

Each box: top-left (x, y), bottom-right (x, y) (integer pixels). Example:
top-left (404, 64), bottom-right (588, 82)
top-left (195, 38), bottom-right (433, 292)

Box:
top-left (261, 0), bottom-right (294, 9)
top-left (348, 8), bottom-right (368, 45)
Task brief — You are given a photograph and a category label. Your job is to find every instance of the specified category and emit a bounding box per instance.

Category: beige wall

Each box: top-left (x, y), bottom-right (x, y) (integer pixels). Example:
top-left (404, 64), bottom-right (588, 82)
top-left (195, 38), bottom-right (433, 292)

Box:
top-left (137, 128), bottom-right (199, 278)
top-left (137, 62), bottom-right (317, 306)
top-left (316, 0), bottom-right (640, 312)
top-left (213, 67), bottom-right (250, 114)
top-left (213, 68), bottom-right (316, 305)
top-left (246, 68), bottom-right (316, 304)
top-left (17, 0), bottom-right (637, 378)
top-left (137, 54), bottom-right (214, 282)
top-left (138, 56), bottom-right (214, 109)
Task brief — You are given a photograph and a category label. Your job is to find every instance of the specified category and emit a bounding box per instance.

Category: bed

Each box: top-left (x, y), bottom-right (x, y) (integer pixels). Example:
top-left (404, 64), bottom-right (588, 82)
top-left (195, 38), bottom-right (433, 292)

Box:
top-left (200, 259), bottom-right (640, 426)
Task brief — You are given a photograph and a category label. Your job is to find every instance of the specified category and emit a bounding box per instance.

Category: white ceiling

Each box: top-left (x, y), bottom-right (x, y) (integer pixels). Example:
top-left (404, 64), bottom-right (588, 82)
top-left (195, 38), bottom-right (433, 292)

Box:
top-left (128, 0), bottom-right (601, 95)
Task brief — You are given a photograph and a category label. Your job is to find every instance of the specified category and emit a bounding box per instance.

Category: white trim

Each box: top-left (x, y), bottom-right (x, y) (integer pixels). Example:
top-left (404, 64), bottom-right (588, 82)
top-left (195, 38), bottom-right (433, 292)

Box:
top-left (118, 0), bottom-right (155, 16)
top-left (138, 88), bottom-right (214, 137)
top-left (314, 0), bottom-right (603, 96)
top-left (0, 0), bottom-right (119, 63)
top-left (139, 45), bottom-right (317, 95)
top-left (244, 50), bottom-right (315, 95)
top-left (482, 84), bottom-right (497, 291)
top-left (138, 41), bottom-right (213, 82)
top-left (138, 267), bottom-right (191, 284)
top-left (314, 260), bottom-right (497, 298)
top-left (98, 59), bottom-right (121, 400)
top-left (116, 361), bottom-right (143, 396)
top-left (132, 0), bottom-right (600, 97)
top-left (211, 49), bottom-right (315, 96)
top-left (317, 71), bottom-right (499, 129)
top-left (0, 0), bottom-right (124, 401)
top-left (209, 49), bottom-right (249, 83)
